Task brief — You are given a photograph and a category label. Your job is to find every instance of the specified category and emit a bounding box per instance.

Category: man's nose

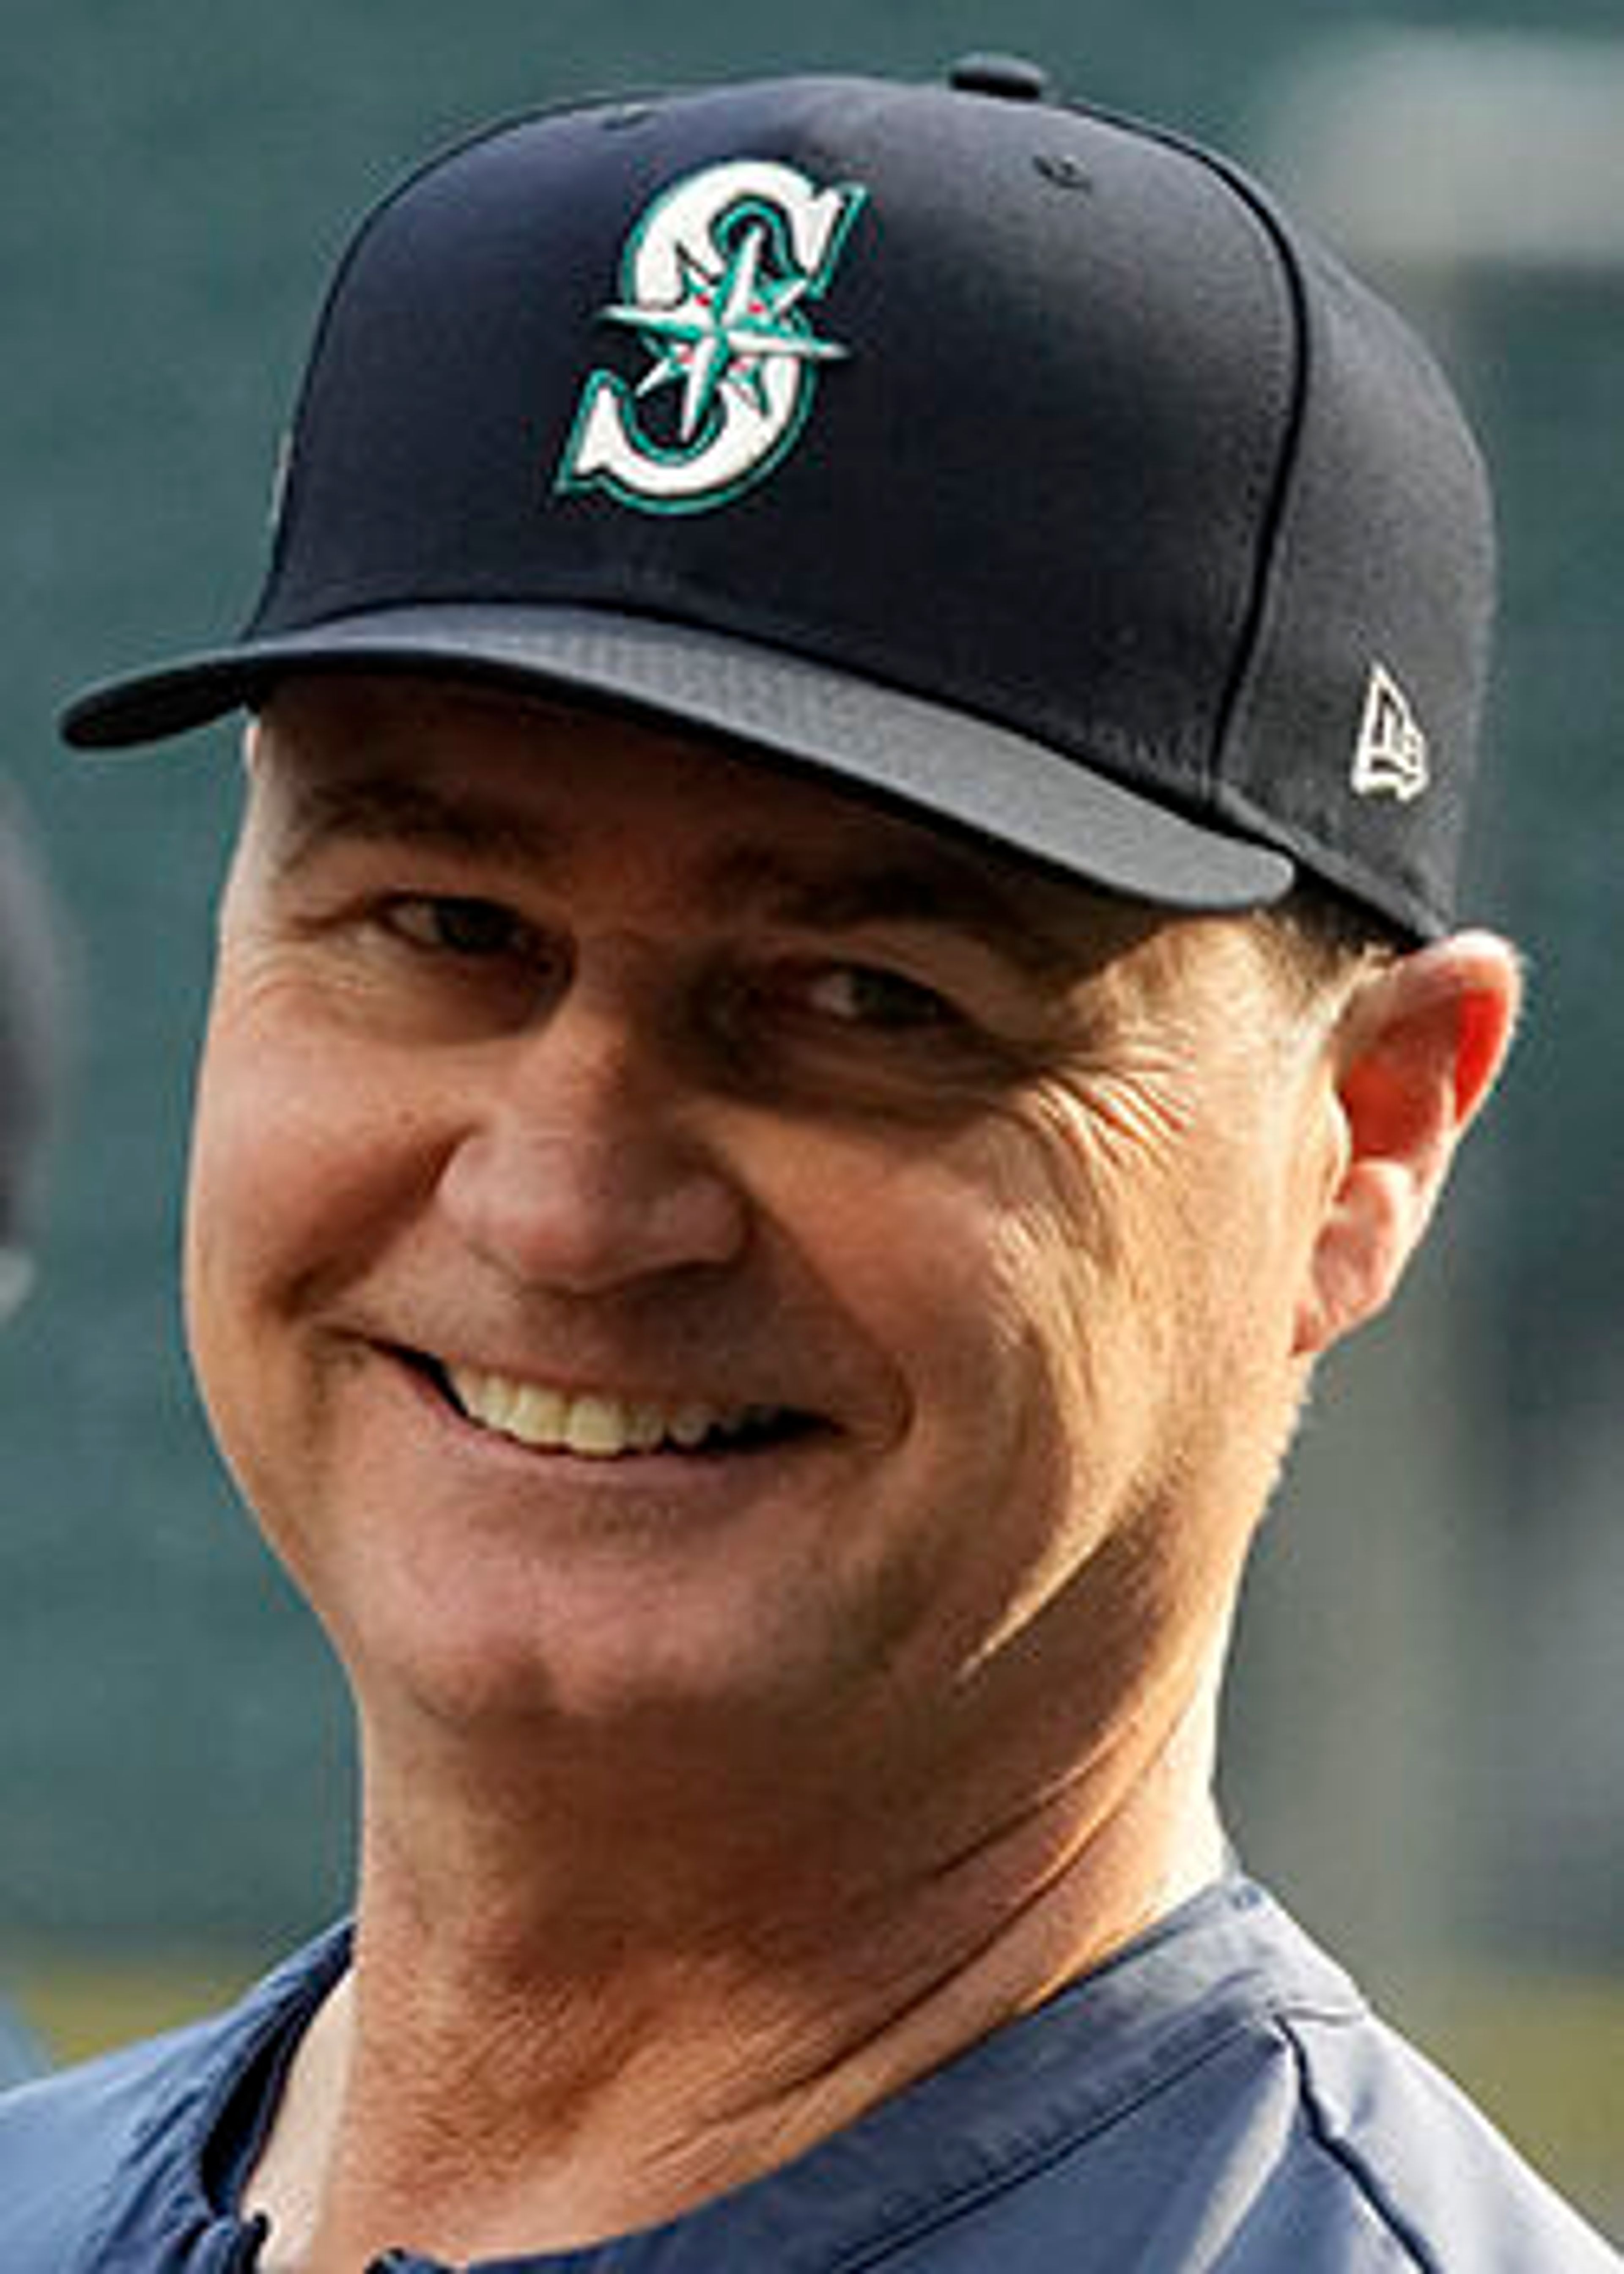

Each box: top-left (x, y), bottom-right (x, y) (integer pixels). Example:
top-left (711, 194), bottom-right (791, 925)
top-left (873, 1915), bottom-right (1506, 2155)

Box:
top-left (435, 980), bottom-right (751, 1294)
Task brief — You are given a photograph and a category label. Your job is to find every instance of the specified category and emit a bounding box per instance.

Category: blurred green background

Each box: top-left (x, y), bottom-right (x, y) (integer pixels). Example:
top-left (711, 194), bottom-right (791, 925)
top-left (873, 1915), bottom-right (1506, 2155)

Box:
top-left (1, 0), bottom-right (1620, 2240)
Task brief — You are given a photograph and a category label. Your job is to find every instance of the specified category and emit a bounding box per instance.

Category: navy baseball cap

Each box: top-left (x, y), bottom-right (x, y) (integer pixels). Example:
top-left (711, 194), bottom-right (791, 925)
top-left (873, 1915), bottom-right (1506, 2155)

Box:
top-left (60, 58), bottom-right (1495, 937)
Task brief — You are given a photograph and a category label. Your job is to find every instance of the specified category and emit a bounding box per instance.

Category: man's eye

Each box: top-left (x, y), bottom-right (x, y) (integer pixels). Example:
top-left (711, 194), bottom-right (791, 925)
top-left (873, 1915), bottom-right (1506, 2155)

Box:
top-left (796, 962), bottom-right (953, 1031)
top-left (381, 895), bottom-right (536, 960)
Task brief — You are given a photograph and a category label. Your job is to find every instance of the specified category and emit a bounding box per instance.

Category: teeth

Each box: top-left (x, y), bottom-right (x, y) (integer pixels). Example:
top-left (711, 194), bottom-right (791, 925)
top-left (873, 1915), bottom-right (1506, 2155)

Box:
top-left (562, 1395), bottom-right (627, 1458)
top-left (445, 1368), bottom-right (783, 1460)
top-left (510, 1384), bottom-right (566, 1442)
top-left (670, 1401), bottom-right (717, 1450)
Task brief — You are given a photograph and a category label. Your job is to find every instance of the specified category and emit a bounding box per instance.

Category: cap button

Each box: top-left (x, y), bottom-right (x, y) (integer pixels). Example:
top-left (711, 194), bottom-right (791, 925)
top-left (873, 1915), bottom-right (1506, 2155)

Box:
top-left (948, 53), bottom-right (1051, 102)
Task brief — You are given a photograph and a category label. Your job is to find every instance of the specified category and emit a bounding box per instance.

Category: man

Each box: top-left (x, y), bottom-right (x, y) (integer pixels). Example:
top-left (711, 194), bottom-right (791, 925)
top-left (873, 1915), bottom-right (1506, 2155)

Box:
top-left (0, 798), bottom-right (63, 2091)
top-left (4, 55), bottom-right (1613, 2270)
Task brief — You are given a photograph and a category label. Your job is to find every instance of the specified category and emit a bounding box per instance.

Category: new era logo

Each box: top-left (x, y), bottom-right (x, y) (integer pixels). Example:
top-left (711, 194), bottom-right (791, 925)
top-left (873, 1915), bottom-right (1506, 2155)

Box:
top-left (1352, 665), bottom-right (1430, 803)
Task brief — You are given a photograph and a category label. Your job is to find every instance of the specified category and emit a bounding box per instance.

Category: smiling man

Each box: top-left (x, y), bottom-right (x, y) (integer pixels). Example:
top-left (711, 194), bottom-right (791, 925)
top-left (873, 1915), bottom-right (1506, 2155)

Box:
top-left (5, 55), bottom-right (1615, 2273)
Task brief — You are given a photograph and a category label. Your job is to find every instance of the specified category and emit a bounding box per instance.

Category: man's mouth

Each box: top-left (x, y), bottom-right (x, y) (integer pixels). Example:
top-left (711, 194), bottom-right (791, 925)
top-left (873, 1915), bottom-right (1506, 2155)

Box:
top-left (438, 1364), bottom-right (819, 1461)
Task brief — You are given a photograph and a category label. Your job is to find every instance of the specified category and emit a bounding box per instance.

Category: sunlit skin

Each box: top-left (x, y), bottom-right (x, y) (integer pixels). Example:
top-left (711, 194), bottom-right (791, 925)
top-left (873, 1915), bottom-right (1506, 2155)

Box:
top-left (183, 676), bottom-right (1518, 2268)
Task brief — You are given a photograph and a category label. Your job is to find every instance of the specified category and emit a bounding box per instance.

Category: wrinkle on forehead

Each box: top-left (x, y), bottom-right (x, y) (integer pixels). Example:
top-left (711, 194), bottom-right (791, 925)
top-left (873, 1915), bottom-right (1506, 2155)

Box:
top-left (242, 680), bottom-right (1181, 982)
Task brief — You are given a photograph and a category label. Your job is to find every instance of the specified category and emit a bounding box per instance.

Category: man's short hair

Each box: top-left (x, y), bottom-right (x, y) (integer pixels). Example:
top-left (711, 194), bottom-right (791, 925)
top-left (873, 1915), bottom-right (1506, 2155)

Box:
top-left (1256, 879), bottom-right (1406, 1004)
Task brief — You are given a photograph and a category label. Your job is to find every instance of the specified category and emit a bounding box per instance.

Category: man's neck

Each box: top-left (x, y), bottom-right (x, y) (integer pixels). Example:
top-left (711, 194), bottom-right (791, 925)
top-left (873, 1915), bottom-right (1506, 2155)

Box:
top-left (247, 1701), bottom-right (1225, 2271)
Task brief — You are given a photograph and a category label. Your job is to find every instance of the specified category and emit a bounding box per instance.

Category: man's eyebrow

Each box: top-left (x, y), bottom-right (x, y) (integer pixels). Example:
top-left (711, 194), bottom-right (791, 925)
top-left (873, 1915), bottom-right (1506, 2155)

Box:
top-left (270, 774), bottom-right (558, 871)
top-left (705, 846), bottom-right (1092, 978)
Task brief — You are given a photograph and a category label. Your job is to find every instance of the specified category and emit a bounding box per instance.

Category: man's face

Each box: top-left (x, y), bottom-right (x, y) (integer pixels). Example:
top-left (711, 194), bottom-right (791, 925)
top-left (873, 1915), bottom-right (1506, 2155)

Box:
top-left (187, 677), bottom-right (1336, 1804)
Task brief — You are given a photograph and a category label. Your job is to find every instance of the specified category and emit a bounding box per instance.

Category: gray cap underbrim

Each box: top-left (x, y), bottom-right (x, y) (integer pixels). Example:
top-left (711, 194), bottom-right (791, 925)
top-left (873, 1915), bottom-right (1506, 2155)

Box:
top-left (61, 604), bottom-right (1296, 911)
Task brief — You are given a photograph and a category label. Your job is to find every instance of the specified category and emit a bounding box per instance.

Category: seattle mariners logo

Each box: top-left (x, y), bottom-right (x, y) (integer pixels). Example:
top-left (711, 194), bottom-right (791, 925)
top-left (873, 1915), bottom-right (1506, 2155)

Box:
top-left (557, 159), bottom-right (867, 514)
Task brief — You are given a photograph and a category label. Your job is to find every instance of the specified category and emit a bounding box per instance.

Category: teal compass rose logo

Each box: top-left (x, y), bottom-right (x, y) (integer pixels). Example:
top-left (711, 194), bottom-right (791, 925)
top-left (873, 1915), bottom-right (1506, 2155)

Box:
top-left (557, 159), bottom-right (867, 514)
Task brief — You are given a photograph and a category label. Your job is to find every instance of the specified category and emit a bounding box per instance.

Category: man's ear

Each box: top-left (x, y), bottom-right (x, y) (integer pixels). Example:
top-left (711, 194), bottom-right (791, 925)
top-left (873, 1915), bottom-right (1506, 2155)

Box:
top-left (1293, 932), bottom-right (1522, 1360)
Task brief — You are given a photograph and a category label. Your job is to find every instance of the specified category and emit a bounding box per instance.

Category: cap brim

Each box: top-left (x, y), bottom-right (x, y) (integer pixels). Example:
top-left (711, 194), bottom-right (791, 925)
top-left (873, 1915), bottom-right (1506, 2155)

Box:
top-left (61, 604), bottom-right (1295, 912)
